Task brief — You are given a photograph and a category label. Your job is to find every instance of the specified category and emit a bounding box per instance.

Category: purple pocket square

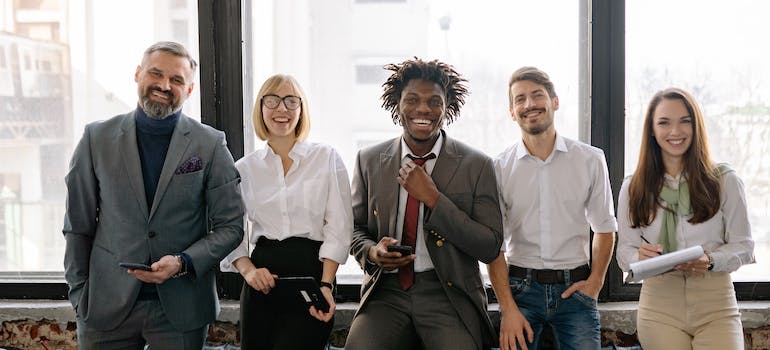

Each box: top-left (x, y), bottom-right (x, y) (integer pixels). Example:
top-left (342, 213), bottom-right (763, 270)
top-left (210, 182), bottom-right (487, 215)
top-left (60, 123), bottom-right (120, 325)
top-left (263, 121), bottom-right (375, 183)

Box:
top-left (175, 156), bottom-right (203, 174)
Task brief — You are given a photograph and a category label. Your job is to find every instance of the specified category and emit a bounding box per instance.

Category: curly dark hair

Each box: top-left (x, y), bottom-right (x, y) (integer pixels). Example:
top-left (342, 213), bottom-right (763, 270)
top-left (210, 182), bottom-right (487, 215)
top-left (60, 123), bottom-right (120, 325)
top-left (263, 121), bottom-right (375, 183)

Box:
top-left (381, 58), bottom-right (468, 125)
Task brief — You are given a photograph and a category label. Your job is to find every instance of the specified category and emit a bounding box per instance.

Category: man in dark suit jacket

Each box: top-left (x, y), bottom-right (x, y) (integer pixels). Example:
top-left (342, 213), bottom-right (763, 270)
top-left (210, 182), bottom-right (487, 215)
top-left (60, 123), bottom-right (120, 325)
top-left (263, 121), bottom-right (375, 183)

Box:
top-left (62, 41), bottom-right (243, 349)
top-left (345, 58), bottom-right (503, 350)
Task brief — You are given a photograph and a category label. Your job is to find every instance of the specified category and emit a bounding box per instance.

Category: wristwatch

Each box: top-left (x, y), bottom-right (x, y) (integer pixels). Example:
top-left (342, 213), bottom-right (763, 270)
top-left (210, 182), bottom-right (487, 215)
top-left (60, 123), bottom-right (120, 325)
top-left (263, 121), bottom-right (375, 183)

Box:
top-left (319, 281), bottom-right (334, 290)
top-left (171, 255), bottom-right (188, 278)
top-left (706, 252), bottom-right (715, 271)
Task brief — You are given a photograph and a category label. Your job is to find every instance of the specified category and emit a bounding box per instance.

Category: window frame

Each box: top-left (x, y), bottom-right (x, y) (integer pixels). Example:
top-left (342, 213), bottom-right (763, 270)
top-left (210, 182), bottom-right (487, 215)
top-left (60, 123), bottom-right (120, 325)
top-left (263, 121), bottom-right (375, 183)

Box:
top-left (597, 0), bottom-right (770, 301)
top-left (3, 0), bottom-right (769, 303)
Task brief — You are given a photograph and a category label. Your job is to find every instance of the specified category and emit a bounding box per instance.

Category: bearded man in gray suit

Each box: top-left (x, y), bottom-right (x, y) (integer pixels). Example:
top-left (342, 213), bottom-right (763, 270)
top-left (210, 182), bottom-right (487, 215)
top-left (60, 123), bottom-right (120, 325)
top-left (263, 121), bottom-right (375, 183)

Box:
top-left (345, 58), bottom-right (503, 350)
top-left (63, 41), bottom-right (243, 349)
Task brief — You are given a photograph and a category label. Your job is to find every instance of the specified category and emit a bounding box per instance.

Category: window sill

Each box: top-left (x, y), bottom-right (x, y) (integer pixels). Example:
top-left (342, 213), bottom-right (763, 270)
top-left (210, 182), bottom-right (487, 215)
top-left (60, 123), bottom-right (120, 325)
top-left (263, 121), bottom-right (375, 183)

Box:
top-left (4, 300), bottom-right (770, 334)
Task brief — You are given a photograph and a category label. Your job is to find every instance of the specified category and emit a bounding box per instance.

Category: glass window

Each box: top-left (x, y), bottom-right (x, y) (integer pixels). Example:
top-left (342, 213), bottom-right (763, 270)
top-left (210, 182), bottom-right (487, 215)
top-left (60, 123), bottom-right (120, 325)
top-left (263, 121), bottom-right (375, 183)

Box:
top-left (355, 0), bottom-right (408, 4)
top-left (0, 0), bottom-right (199, 273)
top-left (626, 0), bottom-right (770, 282)
top-left (355, 63), bottom-right (392, 85)
top-left (244, 0), bottom-right (581, 282)
top-left (0, 46), bottom-right (6, 68)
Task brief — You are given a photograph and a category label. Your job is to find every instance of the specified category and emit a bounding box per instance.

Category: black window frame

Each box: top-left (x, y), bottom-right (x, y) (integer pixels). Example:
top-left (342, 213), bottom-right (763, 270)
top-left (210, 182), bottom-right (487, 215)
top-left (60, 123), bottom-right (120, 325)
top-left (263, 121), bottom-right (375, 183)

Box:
top-left (3, 0), bottom-right (770, 303)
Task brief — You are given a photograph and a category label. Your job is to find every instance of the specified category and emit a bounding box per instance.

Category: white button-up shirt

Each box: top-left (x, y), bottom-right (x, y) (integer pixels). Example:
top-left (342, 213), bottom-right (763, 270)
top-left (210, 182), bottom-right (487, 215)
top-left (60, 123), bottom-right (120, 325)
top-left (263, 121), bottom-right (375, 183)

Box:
top-left (495, 134), bottom-right (618, 270)
top-left (616, 170), bottom-right (755, 272)
top-left (394, 133), bottom-right (443, 272)
top-left (220, 141), bottom-right (353, 272)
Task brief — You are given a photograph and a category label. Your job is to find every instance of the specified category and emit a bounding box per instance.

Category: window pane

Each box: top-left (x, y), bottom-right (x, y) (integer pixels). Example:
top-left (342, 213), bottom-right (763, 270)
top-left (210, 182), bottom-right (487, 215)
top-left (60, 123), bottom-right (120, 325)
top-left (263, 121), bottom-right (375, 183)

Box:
top-left (245, 0), bottom-right (581, 282)
top-left (626, 0), bottom-right (769, 281)
top-left (0, 0), bottom-right (199, 273)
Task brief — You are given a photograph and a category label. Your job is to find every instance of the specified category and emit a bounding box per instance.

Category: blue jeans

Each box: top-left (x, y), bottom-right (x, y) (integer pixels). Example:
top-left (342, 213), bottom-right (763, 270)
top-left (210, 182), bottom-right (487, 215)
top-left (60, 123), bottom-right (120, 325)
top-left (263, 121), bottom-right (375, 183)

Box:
top-left (510, 273), bottom-right (601, 350)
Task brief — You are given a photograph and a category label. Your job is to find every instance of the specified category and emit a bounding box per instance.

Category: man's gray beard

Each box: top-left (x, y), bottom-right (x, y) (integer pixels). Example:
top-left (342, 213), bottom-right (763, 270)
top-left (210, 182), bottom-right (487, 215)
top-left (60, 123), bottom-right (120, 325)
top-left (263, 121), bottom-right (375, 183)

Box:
top-left (141, 96), bottom-right (180, 120)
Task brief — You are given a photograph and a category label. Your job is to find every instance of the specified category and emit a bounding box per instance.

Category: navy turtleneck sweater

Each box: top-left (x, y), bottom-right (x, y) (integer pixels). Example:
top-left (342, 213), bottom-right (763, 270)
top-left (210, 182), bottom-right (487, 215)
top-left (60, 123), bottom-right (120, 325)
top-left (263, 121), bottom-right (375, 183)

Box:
top-left (135, 107), bottom-right (181, 209)
top-left (135, 107), bottom-right (181, 300)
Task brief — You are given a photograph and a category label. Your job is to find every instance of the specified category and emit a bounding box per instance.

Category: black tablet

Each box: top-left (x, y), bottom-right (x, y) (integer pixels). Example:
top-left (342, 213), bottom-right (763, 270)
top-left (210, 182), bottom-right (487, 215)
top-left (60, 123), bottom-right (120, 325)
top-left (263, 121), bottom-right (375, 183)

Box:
top-left (273, 276), bottom-right (330, 313)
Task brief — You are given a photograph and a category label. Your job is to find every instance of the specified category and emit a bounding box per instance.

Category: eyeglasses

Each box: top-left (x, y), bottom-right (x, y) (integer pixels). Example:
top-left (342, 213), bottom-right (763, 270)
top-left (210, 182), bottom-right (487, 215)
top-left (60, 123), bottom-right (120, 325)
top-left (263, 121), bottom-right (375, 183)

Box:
top-left (261, 94), bottom-right (302, 110)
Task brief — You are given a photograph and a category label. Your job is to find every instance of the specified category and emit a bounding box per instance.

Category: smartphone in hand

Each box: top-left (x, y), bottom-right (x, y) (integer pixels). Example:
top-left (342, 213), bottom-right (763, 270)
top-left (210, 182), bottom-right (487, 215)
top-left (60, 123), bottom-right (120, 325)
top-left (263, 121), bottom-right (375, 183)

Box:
top-left (119, 262), bottom-right (153, 271)
top-left (274, 277), bottom-right (330, 313)
top-left (387, 244), bottom-right (413, 256)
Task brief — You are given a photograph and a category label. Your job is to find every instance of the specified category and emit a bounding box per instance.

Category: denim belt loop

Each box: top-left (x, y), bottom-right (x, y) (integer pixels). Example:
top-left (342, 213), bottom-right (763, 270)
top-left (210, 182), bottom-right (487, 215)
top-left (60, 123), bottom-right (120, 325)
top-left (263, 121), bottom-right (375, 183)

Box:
top-left (526, 268), bottom-right (533, 282)
top-left (564, 269), bottom-right (572, 285)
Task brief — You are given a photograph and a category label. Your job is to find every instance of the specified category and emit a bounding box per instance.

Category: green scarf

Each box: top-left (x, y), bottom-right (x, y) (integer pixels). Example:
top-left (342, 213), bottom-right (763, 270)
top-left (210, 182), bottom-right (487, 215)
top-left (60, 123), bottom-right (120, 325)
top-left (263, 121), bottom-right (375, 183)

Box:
top-left (658, 180), bottom-right (691, 253)
top-left (657, 163), bottom-right (732, 253)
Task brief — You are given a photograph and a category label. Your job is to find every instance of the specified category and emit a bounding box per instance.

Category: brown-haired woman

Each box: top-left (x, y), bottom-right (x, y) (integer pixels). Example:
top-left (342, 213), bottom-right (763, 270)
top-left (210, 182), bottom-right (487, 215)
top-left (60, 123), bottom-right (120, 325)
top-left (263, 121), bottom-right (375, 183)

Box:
top-left (220, 74), bottom-right (353, 349)
top-left (616, 88), bottom-right (754, 349)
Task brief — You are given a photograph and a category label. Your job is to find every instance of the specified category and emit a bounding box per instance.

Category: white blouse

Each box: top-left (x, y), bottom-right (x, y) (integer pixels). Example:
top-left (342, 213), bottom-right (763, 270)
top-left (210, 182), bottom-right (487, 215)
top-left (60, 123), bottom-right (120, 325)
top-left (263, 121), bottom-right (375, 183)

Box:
top-left (616, 170), bottom-right (754, 273)
top-left (220, 141), bottom-right (353, 272)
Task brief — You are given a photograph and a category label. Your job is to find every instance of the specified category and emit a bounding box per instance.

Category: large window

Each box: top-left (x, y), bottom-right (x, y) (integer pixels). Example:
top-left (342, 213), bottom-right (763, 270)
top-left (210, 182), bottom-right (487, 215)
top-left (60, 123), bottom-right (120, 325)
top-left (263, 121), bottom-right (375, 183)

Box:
top-left (0, 0), bottom-right (199, 275)
top-left (625, 0), bottom-right (770, 282)
top-left (243, 0), bottom-right (583, 283)
top-left (3, 0), bottom-right (768, 302)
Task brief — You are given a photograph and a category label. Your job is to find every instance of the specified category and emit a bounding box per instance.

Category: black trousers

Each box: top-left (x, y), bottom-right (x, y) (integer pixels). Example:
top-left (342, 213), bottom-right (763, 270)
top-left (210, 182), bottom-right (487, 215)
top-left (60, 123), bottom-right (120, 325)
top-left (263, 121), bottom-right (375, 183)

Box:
top-left (239, 236), bottom-right (333, 350)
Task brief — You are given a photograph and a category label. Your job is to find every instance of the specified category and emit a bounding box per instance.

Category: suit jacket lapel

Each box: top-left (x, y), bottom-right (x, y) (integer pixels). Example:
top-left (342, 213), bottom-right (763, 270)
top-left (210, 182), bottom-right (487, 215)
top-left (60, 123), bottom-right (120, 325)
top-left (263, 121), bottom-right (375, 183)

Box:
top-left (119, 111), bottom-right (149, 220)
top-left (432, 131), bottom-right (460, 193)
top-left (378, 138), bottom-right (402, 236)
top-left (149, 115), bottom-right (192, 220)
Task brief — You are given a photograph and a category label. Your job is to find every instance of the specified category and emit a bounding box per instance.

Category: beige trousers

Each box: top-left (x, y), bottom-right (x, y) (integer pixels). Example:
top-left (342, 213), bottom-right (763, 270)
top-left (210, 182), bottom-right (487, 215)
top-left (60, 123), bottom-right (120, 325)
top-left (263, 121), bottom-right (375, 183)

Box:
top-left (637, 271), bottom-right (743, 350)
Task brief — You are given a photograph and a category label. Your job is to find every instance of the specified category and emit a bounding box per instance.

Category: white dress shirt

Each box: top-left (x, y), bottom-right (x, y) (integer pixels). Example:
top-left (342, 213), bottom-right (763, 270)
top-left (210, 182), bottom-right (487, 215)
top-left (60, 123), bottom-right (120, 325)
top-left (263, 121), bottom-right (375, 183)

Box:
top-left (616, 170), bottom-right (755, 273)
top-left (394, 133), bottom-right (443, 273)
top-left (495, 134), bottom-right (618, 270)
top-left (220, 141), bottom-right (353, 272)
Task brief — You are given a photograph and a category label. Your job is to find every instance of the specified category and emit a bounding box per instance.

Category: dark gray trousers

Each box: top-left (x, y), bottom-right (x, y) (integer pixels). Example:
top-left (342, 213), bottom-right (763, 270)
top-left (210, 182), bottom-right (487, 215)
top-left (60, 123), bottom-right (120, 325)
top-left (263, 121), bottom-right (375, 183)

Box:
top-left (345, 271), bottom-right (481, 350)
top-left (76, 299), bottom-right (207, 350)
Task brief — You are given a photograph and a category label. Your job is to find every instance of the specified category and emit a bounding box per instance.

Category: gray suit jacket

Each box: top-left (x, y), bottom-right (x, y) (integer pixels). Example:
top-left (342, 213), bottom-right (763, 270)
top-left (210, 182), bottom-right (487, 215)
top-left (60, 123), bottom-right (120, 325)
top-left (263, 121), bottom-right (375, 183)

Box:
top-left (63, 111), bottom-right (244, 332)
top-left (349, 131), bottom-right (503, 348)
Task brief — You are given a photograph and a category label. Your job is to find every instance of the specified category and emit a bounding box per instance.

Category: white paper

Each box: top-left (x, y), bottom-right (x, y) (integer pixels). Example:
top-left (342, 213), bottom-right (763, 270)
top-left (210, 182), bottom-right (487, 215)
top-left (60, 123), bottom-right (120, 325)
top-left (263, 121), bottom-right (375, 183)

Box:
top-left (625, 245), bottom-right (705, 283)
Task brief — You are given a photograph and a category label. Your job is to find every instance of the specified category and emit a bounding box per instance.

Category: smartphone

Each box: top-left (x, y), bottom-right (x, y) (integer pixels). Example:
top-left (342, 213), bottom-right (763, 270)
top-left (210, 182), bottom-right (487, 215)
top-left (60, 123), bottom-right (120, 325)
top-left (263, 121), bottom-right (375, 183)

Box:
top-left (274, 276), bottom-right (330, 313)
top-left (387, 244), bottom-right (413, 256)
top-left (119, 262), bottom-right (153, 271)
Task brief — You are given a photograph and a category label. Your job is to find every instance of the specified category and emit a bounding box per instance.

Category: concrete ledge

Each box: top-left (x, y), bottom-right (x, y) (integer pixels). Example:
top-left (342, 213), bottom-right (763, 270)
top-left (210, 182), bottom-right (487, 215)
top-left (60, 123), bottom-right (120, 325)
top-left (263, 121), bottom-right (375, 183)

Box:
top-left (4, 300), bottom-right (769, 333)
top-left (3, 300), bottom-right (770, 349)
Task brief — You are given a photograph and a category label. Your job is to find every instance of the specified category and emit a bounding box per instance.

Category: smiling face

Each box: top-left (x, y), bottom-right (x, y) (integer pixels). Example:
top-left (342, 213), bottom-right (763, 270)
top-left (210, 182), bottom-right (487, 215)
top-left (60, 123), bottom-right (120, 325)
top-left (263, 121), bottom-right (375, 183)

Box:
top-left (652, 98), bottom-right (693, 165)
top-left (135, 50), bottom-right (194, 119)
top-left (398, 79), bottom-right (446, 152)
top-left (262, 82), bottom-right (301, 140)
top-left (509, 79), bottom-right (559, 136)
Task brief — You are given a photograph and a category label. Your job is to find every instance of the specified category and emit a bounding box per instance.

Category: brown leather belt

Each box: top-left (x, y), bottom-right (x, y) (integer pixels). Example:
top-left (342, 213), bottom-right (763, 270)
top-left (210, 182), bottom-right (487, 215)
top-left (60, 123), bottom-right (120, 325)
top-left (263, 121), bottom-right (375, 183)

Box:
top-left (509, 264), bottom-right (590, 284)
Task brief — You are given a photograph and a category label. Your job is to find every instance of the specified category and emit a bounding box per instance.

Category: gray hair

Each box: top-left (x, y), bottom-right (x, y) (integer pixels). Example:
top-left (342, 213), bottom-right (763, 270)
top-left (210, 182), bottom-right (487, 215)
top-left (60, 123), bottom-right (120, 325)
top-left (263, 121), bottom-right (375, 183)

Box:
top-left (142, 41), bottom-right (198, 75)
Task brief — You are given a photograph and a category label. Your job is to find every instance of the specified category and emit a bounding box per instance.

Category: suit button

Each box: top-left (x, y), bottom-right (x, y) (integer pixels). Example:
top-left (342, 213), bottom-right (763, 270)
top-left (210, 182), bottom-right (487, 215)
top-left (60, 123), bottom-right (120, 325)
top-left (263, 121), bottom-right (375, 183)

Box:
top-left (436, 240), bottom-right (443, 247)
top-left (373, 209), bottom-right (379, 217)
top-left (446, 281), bottom-right (453, 287)
top-left (148, 231), bottom-right (156, 238)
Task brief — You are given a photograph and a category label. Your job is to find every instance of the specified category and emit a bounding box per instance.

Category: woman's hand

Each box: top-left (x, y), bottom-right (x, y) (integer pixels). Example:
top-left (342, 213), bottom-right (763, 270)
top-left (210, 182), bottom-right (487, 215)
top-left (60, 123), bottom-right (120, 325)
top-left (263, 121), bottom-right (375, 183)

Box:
top-left (675, 254), bottom-right (710, 277)
top-left (242, 267), bottom-right (278, 294)
top-left (308, 284), bottom-right (336, 322)
top-left (638, 243), bottom-right (663, 261)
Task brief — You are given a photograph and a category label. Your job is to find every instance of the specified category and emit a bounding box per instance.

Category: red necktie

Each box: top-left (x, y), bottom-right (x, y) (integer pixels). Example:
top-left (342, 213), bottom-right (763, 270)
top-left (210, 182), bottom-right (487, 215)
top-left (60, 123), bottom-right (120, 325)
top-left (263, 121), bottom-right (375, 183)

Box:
top-left (398, 153), bottom-right (436, 290)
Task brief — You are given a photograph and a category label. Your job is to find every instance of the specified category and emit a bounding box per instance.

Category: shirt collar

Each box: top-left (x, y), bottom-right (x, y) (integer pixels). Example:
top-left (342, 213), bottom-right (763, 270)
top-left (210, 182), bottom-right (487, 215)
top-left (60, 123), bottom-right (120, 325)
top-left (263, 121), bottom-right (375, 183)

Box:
top-left (260, 140), bottom-right (309, 160)
top-left (663, 172), bottom-right (686, 189)
top-left (515, 133), bottom-right (568, 159)
top-left (400, 132), bottom-right (443, 161)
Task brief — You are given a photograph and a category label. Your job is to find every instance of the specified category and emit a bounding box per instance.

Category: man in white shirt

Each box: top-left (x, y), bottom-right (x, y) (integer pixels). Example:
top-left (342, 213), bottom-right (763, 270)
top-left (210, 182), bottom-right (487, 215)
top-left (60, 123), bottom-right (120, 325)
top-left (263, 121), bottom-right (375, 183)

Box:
top-left (345, 58), bottom-right (504, 350)
top-left (488, 66), bottom-right (618, 350)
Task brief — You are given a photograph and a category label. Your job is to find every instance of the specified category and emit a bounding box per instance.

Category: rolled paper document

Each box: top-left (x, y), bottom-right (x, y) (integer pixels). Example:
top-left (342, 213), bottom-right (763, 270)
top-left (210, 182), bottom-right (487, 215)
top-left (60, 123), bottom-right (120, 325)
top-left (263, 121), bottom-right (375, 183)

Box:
top-left (625, 245), bottom-right (705, 283)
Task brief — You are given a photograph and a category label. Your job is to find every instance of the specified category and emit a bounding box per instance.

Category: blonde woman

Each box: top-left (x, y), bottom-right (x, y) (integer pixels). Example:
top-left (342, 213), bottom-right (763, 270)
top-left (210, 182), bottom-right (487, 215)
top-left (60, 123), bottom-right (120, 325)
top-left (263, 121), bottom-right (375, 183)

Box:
top-left (221, 74), bottom-right (353, 349)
